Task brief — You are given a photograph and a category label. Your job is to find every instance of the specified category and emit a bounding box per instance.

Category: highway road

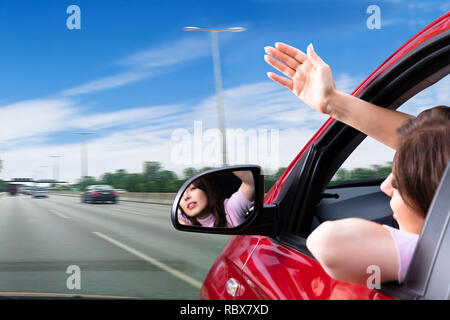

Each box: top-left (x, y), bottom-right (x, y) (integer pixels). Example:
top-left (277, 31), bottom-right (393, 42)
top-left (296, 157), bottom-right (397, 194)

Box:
top-left (0, 194), bottom-right (230, 299)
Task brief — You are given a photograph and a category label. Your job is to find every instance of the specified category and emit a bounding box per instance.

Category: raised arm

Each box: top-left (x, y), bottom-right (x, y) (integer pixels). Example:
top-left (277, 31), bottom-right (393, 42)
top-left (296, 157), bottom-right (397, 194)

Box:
top-left (232, 171), bottom-right (255, 201)
top-left (264, 43), bottom-right (414, 150)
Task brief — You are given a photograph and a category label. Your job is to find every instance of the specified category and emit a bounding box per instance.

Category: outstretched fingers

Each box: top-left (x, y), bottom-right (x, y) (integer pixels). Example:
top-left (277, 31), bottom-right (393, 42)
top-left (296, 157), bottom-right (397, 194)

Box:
top-left (264, 54), bottom-right (295, 78)
top-left (265, 43), bottom-right (325, 98)
top-left (266, 72), bottom-right (293, 91)
top-left (275, 42), bottom-right (308, 65)
top-left (265, 46), bottom-right (301, 71)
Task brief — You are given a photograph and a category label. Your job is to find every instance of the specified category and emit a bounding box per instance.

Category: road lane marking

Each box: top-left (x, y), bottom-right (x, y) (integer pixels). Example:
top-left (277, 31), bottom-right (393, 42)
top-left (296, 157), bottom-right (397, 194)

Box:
top-left (50, 209), bottom-right (69, 219)
top-left (92, 232), bottom-right (202, 289)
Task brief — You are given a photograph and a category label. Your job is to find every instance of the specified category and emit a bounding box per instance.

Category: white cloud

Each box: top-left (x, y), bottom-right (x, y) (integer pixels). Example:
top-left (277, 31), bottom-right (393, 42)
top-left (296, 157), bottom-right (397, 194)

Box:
top-left (338, 136), bottom-right (395, 171)
top-left (191, 81), bottom-right (327, 131)
top-left (2, 74), bottom-right (447, 183)
top-left (60, 71), bottom-right (148, 96)
top-left (67, 104), bottom-right (183, 130)
top-left (0, 99), bottom-right (77, 143)
top-left (60, 35), bottom-right (211, 97)
top-left (400, 74), bottom-right (449, 115)
top-left (118, 35), bottom-right (210, 68)
top-left (335, 73), bottom-right (364, 94)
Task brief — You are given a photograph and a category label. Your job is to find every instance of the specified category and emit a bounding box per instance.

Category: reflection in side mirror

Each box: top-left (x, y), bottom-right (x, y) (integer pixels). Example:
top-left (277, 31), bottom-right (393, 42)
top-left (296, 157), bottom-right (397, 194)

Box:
top-left (175, 168), bottom-right (257, 229)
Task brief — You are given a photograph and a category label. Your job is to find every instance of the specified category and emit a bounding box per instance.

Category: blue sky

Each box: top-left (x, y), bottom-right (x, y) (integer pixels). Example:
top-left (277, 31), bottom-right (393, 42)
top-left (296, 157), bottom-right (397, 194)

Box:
top-left (0, 0), bottom-right (448, 183)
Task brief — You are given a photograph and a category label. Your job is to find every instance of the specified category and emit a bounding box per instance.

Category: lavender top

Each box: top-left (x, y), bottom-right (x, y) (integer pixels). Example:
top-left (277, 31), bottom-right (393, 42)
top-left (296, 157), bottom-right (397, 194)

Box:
top-left (181, 188), bottom-right (254, 228)
top-left (383, 225), bottom-right (420, 283)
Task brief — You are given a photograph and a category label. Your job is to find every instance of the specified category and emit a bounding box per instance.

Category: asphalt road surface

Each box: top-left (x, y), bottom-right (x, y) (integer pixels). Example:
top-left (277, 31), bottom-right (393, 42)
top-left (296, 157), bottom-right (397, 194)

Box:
top-left (0, 194), bottom-right (230, 299)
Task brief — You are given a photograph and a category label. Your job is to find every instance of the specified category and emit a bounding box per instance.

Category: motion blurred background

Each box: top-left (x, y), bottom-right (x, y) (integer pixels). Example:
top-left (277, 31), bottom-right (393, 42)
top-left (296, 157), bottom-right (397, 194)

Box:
top-left (0, 0), bottom-right (448, 299)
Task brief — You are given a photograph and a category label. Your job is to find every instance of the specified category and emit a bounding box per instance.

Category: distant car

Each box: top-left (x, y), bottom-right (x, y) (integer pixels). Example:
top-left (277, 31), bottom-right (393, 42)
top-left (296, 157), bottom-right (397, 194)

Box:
top-left (7, 184), bottom-right (18, 196)
top-left (114, 189), bottom-right (127, 193)
top-left (32, 188), bottom-right (48, 198)
top-left (81, 185), bottom-right (118, 204)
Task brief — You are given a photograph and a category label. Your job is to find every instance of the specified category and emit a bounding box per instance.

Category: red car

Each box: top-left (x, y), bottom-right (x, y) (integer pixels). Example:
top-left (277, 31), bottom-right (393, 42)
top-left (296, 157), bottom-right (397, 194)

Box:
top-left (172, 13), bottom-right (450, 300)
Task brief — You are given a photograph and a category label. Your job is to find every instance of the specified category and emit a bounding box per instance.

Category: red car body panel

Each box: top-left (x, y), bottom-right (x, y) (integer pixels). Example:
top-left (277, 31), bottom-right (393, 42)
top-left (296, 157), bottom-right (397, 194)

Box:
top-left (201, 13), bottom-right (450, 300)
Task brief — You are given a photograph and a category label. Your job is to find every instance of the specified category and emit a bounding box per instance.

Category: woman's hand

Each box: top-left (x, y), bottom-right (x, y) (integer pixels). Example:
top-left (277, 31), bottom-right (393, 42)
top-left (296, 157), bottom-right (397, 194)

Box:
top-left (264, 43), bottom-right (336, 115)
top-left (265, 42), bottom-right (414, 150)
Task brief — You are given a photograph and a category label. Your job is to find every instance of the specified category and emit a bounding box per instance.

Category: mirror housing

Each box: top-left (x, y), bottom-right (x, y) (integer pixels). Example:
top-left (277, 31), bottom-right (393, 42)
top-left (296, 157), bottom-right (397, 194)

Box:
top-left (171, 165), bottom-right (278, 236)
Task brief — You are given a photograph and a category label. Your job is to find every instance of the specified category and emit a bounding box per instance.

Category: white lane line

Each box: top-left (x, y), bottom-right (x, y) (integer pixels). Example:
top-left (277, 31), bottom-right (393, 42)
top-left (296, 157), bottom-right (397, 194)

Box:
top-left (92, 232), bottom-right (202, 289)
top-left (49, 209), bottom-right (69, 219)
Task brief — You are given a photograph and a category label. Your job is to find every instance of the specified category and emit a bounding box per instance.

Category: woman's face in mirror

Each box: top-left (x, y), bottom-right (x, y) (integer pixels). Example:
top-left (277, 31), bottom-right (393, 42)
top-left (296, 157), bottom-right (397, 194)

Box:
top-left (179, 183), bottom-right (208, 218)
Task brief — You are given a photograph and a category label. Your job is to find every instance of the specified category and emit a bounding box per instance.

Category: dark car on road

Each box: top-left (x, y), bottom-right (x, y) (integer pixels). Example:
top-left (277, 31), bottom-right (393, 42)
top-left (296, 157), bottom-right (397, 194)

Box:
top-left (7, 184), bottom-right (18, 196)
top-left (32, 188), bottom-right (48, 198)
top-left (81, 185), bottom-right (118, 204)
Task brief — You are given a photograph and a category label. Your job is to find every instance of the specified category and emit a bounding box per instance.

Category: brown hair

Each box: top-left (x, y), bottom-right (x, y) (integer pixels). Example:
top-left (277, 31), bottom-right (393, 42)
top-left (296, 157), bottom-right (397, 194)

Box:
top-left (180, 177), bottom-right (227, 227)
top-left (393, 105), bottom-right (450, 216)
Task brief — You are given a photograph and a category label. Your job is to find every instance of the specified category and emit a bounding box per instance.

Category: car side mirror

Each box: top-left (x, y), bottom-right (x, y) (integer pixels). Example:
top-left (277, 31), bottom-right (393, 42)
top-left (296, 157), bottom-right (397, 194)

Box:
top-left (171, 165), bottom-right (277, 235)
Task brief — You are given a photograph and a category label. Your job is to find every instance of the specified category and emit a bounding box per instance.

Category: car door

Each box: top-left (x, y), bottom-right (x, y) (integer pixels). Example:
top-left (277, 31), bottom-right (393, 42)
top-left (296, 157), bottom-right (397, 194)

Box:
top-left (230, 16), bottom-right (449, 300)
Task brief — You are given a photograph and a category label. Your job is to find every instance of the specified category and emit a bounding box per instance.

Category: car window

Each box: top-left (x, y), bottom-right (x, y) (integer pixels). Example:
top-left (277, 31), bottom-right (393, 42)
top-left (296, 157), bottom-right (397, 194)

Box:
top-left (94, 185), bottom-right (113, 190)
top-left (329, 75), bottom-right (449, 186)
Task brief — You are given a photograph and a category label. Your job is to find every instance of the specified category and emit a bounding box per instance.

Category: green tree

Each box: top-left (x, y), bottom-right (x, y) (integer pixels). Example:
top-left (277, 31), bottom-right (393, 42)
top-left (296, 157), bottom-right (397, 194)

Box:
top-left (77, 176), bottom-right (101, 191)
top-left (143, 161), bottom-right (163, 181)
top-left (335, 168), bottom-right (350, 181)
top-left (264, 167), bottom-right (287, 192)
top-left (123, 173), bottom-right (143, 192)
top-left (183, 167), bottom-right (198, 179)
top-left (329, 162), bottom-right (392, 186)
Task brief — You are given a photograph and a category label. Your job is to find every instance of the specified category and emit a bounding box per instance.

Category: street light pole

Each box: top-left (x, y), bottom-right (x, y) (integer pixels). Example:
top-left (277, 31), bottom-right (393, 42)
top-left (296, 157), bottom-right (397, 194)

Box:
top-left (72, 132), bottom-right (95, 180)
top-left (183, 26), bottom-right (245, 166)
top-left (49, 155), bottom-right (63, 182)
top-left (209, 31), bottom-right (227, 166)
top-left (39, 165), bottom-right (49, 180)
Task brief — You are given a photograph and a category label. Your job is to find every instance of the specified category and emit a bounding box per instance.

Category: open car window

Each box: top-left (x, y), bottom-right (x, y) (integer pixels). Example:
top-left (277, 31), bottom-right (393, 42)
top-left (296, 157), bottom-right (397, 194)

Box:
top-left (315, 75), bottom-right (449, 228)
top-left (329, 74), bottom-right (449, 187)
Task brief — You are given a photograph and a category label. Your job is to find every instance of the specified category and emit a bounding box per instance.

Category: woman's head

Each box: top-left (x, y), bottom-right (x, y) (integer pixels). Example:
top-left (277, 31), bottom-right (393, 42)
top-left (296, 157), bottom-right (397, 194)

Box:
top-left (179, 177), bottom-right (227, 227)
top-left (381, 105), bottom-right (450, 233)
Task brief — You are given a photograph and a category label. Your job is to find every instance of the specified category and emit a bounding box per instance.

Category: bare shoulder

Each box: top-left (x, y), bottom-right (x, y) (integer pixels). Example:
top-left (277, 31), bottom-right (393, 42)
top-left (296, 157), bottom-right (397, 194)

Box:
top-left (308, 218), bottom-right (390, 243)
top-left (307, 218), bottom-right (399, 284)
